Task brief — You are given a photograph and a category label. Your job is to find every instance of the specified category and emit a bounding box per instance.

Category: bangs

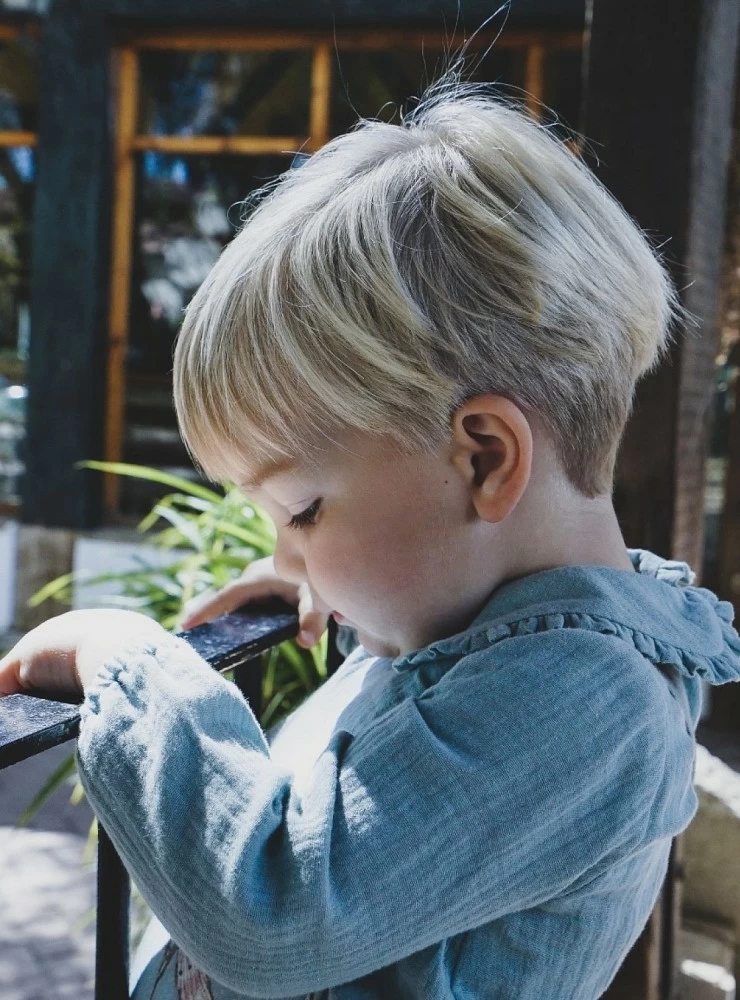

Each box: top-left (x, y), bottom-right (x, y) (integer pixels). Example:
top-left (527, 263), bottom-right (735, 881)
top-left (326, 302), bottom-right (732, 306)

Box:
top-left (172, 155), bottom-right (456, 486)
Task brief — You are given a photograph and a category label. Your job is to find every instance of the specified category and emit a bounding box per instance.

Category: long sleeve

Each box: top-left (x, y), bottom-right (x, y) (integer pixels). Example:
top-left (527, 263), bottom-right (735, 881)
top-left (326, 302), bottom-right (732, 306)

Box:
top-left (76, 628), bottom-right (676, 999)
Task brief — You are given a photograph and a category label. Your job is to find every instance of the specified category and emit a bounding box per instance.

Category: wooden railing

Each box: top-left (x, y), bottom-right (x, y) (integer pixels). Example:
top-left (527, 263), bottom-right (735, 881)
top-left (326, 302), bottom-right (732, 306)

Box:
top-left (0, 601), bottom-right (344, 1000)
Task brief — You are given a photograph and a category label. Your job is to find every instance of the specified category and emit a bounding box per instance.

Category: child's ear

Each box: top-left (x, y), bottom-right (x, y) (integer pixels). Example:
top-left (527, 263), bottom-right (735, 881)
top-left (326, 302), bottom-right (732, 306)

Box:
top-left (448, 394), bottom-right (533, 523)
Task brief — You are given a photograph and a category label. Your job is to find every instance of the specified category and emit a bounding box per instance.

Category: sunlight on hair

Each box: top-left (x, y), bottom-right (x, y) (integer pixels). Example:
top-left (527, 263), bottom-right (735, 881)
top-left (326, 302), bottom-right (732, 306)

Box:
top-left (173, 52), bottom-right (688, 496)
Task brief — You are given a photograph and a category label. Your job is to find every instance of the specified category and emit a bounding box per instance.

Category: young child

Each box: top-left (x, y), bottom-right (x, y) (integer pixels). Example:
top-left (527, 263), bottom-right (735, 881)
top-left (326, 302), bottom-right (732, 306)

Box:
top-left (2, 77), bottom-right (740, 1000)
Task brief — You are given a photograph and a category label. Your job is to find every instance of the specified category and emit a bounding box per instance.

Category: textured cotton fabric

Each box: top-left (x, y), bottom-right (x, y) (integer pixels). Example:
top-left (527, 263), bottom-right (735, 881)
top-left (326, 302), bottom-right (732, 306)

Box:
top-left (75, 549), bottom-right (740, 999)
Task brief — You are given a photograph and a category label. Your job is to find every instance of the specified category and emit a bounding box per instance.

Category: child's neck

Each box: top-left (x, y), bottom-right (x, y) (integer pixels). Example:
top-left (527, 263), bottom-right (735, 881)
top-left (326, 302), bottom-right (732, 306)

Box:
top-left (502, 487), bottom-right (636, 583)
top-left (393, 494), bottom-right (634, 662)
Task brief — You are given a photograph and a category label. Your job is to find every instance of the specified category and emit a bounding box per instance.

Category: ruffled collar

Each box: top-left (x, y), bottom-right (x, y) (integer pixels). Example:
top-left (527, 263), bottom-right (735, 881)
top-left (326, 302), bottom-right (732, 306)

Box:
top-left (390, 548), bottom-right (740, 685)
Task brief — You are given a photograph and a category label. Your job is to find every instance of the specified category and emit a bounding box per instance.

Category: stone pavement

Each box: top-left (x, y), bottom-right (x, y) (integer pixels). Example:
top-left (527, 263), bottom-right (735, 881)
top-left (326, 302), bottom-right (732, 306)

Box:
top-left (0, 739), bottom-right (97, 1000)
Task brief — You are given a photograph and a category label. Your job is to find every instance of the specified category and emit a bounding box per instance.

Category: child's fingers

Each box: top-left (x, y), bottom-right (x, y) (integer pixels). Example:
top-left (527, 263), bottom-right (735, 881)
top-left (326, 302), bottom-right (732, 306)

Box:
top-left (180, 557), bottom-right (275, 628)
top-left (0, 649), bottom-right (22, 696)
top-left (179, 582), bottom-right (271, 628)
top-left (295, 585), bottom-right (329, 648)
top-left (179, 588), bottom-right (227, 629)
top-left (180, 577), bottom-right (300, 630)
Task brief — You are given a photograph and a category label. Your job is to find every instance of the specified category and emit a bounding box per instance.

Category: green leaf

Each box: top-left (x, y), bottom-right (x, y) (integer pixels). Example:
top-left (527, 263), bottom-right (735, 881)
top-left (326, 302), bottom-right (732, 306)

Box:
top-left (27, 570), bottom-right (77, 607)
top-left (308, 632), bottom-right (329, 681)
top-left (263, 646), bottom-right (280, 702)
top-left (138, 494), bottom-right (215, 534)
top-left (260, 682), bottom-right (303, 728)
top-left (79, 461), bottom-right (222, 502)
top-left (16, 752), bottom-right (77, 826)
top-left (69, 778), bottom-right (86, 806)
top-left (82, 816), bottom-right (98, 867)
top-left (147, 525), bottom-right (189, 549)
top-left (148, 503), bottom-right (207, 552)
top-left (277, 640), bottom-right (314, 691)
top-left (212, 519), bottom-right (275, 551)
top-left (69, 904), bottom-right (97, 935)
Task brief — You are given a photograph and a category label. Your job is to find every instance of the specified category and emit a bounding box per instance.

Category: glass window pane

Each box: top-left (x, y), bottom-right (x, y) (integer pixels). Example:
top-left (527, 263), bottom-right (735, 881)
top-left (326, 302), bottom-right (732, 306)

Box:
top-left (464, 45), bottom-right (528, 100)
top-left (0, 35), bottom-right (38, 132)
top-left (138, 50), bottom-right (312, 137)
top-left (122, 152), bottom-right (293, 515)
top-left (331, 49), bottom-right (440, 133)
top-left (703, 331), bottom-right (740, 591)
top-left (0, 146), bottom-right (34, 505)
top-left (0, 146), bottom-right (33, 367)
top-left (0, 376), bottom-right (25, 504)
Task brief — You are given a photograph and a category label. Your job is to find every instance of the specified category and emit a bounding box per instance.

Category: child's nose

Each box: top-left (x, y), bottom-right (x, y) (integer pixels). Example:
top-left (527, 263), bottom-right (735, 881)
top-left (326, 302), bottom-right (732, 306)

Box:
top-left (272, 530), bottom-right (307, 586)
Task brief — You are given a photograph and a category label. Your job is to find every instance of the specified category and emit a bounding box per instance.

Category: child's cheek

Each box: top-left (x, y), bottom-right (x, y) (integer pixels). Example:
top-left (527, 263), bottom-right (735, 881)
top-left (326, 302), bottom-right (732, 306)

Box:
top-left (319, 516), bottom-right (421, 625)
top-left (310, 523), bottom-right (389, 622)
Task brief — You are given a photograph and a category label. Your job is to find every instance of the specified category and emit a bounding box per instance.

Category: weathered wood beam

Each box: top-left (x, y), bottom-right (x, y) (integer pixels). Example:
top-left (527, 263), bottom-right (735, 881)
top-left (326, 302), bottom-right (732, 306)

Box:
top-left (130, 28), bottom-right (584, 50)
top-left (106, 0), bottom-right (585, 29)
top-left (584, 0), bottom-right (740, 570)
top-left (713, 72), bottom-right (740, 728)
top-left (674, 0), bottom-right (740, 576)
top-left (24, 0), bottom-right (112, 528)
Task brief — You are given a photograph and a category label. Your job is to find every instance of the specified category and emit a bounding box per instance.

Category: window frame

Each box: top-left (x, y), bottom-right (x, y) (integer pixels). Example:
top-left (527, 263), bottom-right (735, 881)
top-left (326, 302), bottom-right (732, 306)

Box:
top-left (0, 20), bottom-right (39, 515)
top-left (104, 27), bottom-right (584, 517)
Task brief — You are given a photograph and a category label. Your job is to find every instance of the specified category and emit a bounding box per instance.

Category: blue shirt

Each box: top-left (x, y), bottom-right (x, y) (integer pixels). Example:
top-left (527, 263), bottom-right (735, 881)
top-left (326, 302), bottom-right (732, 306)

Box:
top-left (75, 548), bottom-right (740, 999)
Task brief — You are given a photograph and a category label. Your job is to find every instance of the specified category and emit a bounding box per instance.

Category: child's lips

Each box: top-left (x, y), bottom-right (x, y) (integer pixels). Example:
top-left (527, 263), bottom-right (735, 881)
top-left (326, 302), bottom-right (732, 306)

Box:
top-left (331, 611), bottom-right (349, 624)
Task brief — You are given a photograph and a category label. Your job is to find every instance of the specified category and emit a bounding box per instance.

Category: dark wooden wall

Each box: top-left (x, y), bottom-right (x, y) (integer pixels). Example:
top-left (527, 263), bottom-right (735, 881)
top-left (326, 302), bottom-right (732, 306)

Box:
top-left (583, 3), bottom-right (740, 996)
top-left (105, 0), bottom-right (585, 28)
top-left (584, 0), bottom-right (740, 574)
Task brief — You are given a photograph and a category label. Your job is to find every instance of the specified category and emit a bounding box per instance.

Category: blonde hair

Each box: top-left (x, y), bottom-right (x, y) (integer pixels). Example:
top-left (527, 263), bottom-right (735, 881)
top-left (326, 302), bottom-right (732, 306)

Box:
top-left (173, 73), bottom-right (683, 498)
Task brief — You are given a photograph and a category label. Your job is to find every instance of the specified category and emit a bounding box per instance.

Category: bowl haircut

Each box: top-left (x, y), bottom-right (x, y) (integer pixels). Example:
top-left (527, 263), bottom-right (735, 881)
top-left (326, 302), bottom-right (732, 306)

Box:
top-left (173, 62), bottom-right (684, 499)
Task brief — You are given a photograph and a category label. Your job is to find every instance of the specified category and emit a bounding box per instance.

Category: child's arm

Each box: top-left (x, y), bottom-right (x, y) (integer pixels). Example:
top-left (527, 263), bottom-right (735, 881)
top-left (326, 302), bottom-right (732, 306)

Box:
top-left (67, 625), bottom-right (672, 997)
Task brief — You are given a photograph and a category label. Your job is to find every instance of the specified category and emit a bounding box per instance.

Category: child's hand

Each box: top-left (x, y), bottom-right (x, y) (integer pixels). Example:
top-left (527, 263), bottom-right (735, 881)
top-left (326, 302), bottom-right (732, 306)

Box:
top-left (0, 609), bottom-right (169, 698)
top-left (179, 555), bottom-right (329, 649)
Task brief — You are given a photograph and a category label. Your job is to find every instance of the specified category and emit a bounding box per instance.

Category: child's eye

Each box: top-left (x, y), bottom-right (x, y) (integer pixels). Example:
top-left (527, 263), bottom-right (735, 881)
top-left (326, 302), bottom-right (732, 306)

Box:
top-left (287, 499), bottom-right (322, 531)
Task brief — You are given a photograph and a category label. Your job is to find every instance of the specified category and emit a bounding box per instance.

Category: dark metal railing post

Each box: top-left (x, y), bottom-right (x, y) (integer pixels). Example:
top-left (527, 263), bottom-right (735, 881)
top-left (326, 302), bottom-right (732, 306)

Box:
top-left (660, 836), bottom-right (683, 1000)
top-left (326, 616), bottom-right (343, 678)
top-left (232, 654), bottom-right (264, 717)
top-left (96, 823), bottom-right (131, 1000)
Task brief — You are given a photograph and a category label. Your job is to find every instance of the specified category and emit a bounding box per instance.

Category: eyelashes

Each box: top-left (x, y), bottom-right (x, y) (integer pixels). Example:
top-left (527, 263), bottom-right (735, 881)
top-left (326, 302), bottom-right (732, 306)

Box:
top-left (287, 498), bottom-right (322, 531)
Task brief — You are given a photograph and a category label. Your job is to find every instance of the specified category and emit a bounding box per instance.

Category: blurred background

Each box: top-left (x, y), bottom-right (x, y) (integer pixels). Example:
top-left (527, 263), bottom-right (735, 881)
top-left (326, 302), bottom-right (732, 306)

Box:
top-left (0, 0), bottom-right (739, 998)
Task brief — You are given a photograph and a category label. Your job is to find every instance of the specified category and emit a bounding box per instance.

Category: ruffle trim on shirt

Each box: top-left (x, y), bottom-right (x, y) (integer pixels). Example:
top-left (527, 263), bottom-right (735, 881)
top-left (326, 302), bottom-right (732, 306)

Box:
top-left (627, 548), bottom-right (696, 587)
top-left (393, 604), bottom-right (740, 685)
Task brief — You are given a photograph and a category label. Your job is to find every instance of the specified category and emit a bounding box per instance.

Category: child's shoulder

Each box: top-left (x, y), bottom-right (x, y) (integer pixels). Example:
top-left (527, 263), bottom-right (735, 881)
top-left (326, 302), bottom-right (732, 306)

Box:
top-left (392, 553), bottom-right (740, 700)
top-left (426, 622), bottom-right (672, 749)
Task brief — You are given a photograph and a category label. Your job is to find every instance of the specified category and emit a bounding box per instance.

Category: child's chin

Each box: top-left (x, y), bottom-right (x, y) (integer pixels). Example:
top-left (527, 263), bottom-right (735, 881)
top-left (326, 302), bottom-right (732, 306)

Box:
top-left (354, 628), bottom-right (400, 659)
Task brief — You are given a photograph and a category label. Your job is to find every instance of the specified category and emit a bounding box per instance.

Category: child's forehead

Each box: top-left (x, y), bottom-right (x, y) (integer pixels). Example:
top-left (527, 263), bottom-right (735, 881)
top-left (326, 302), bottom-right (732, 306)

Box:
top-left (236, 446), bottom-right (339, 494)
top-left (239, 455), bottom-right (300, 494)
top-left (235, 431), bottom-right (393, 493)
